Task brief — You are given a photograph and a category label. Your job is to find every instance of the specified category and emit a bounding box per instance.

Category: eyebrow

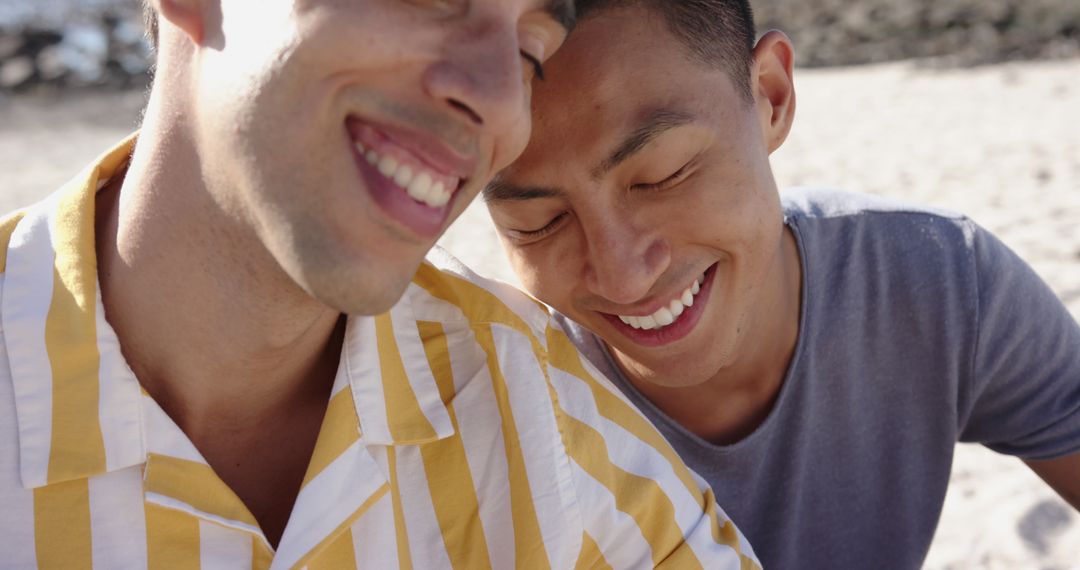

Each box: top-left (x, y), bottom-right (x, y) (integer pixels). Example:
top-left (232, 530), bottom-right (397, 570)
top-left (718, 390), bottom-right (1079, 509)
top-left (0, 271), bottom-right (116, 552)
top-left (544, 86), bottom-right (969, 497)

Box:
top-left (542, 0), bottom-right (577, 32)
top-left (592, 109), bottom-right (695, 179)
top-left (484, 178), bottom-right (562, 202)
top-left (484, 107), bottom-right (696, 203)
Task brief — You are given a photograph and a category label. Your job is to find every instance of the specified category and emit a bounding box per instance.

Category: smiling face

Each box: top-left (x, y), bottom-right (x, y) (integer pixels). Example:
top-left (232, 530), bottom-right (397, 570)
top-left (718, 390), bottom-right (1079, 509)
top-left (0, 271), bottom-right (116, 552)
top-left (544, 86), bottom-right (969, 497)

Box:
top-left (487, 6), bottom-right (797, 389)
top-left (177, 0), bottom-right (571, 315)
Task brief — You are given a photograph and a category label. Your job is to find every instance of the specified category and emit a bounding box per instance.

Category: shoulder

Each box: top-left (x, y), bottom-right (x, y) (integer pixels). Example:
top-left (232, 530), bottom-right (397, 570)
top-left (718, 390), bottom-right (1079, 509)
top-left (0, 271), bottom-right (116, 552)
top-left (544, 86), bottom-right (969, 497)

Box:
top-left (544, 319), bottom-right (760, 567)
top-left (783, 187), bottom-right (980, 263)
top-left (782, 187), bottom-right (966, 225)
top-left (405, 254), bottom-right (757, 566)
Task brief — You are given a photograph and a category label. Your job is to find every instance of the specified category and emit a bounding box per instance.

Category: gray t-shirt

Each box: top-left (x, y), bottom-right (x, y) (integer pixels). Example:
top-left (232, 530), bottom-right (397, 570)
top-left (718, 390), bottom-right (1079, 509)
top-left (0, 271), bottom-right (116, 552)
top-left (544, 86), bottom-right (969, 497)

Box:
top-left (556, 188), bottom-right (1080, 569)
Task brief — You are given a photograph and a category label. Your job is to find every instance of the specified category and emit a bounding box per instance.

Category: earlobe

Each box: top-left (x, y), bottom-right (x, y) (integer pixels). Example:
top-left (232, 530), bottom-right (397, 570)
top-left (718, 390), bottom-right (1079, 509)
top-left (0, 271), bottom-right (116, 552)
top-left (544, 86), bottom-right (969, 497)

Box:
top-left (751, 30), bottom-right (797, 153)
top-left (153, 0), bottom-right (206, 45)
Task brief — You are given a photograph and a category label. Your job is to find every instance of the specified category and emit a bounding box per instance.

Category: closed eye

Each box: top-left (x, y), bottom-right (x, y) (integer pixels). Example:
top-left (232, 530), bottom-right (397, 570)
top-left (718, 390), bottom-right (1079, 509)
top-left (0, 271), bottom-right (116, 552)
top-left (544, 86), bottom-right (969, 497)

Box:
top-left (631, 163), bottom-right (691, 191)
top-left (507, 212), bottom-right (566, 242)
top-left (520, 51), bottom-right (545, 80)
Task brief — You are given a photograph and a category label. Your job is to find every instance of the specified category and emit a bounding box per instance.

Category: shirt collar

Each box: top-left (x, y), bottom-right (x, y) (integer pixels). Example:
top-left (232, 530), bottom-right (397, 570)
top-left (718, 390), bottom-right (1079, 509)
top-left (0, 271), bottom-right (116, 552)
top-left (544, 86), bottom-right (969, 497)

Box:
top-left (343, 281), bottom-right (458, 446)
top-left (343, 244), bottom-right (558, 447)
top-left (353, 250), bottom-right (556, 447)
top-left (346, 250), bottom-right (552, 446)
top-left (3, 135), bottom-right (145, 489)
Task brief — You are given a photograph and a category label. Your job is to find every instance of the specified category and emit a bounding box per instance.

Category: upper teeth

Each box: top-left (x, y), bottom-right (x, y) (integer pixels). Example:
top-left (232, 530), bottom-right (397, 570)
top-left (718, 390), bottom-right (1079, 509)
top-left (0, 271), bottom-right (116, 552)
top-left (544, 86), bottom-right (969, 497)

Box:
top-left (356, 142), bottom-right (454, 208)
top-left (618, 276), bottom-right (704, 331)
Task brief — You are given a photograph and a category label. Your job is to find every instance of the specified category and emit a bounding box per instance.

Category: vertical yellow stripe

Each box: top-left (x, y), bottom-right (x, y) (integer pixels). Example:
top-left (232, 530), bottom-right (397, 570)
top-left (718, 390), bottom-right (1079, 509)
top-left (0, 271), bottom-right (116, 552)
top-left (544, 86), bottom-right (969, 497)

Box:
top-left (145, 503), bottom-right (200, 570)
top-left (547, 328), bottom-right (699, 490)
top-left (307, 528), bottom-right (358, 570)
top-left (416, 321), bottom-right (494, 570)
top-left (33, 479), bottom-right (93, 570)
top-left (561, 412), bottom-right (702, 569)
top-left (387, 448), bottom-right (414, 570)
top-left (0, 210), bottom-right (26, 273)
top-left (301, 388), bottom-right (361, 488)
top-left (739, 537), bottom-right (760, 570)
top-left (474, 324), bottom-right (552, 570)
top-left (547, 329), bottom-right (726, 538)
top-left (574, 532), bottom-right (614, 570)
top-left (287, 485), bottom-right (389, 570)
top-left (251, 536), bottom-right (273, 570)
top-left (375, 314), bottom-right (438, 443)
top-left (549, 329), bottom-right (759, 569)
top-left (46, 183), bottom-right (106, 483)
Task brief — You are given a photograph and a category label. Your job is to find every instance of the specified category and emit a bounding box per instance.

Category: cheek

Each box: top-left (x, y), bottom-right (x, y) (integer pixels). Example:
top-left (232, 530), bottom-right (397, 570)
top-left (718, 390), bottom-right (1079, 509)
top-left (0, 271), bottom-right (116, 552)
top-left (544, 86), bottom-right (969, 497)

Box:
top-left (511, 250), bottom-right (550, 295)
top-left (508, 245), bottom-right (573, 307)
top-left (687, 179), bottom-right (780, 249)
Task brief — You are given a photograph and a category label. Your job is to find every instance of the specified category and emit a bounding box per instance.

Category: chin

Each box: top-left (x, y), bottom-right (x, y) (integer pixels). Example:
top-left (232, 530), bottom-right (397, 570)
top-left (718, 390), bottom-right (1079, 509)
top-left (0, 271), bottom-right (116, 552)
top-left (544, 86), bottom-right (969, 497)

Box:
top-left (289, 252), bottom-right (419, 316)
top-left (641, 369), bottom-right (713, 390)
top-left (311, 274), bottom-right (412, 316)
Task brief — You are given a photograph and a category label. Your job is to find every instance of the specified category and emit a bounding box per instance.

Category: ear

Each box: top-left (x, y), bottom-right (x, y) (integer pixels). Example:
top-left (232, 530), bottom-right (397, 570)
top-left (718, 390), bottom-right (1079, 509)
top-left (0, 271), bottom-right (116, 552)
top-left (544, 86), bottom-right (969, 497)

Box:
top-left (750, 30), bottom-right (796, 153)
top-left (152, 0), bottom-right (207, 45)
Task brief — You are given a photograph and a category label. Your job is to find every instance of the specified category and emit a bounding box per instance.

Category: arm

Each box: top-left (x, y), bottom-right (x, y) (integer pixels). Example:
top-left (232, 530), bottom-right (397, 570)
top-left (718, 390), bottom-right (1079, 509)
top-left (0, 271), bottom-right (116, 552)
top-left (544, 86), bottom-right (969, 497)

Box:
top-left (546, 325), bottom-right (760, 569)
top-left (1025, 453), bottom-right (1080, 512)
top-left (958, 222), bottom-right (1080, 485)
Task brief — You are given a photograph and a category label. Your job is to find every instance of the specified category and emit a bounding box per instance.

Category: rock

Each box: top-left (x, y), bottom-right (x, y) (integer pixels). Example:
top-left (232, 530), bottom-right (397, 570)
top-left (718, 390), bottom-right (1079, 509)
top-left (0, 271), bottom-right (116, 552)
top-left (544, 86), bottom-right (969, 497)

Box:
top-left (753, 0), bottom-right (1080, 67)
top-left (55, 23), bottom-right (108, 84)
top-left (119, 53), bottom-right (151, 76)
top-left (0, 56), bottom-right (34, 89)
top-left (111, 18), bottom-right (144, 46)
top-left (36, 45), bottom-right (67, 82)
top-left (0, 34), bottom-right (22, 60)
top-left (1, 0), bottom-right (1078, 90)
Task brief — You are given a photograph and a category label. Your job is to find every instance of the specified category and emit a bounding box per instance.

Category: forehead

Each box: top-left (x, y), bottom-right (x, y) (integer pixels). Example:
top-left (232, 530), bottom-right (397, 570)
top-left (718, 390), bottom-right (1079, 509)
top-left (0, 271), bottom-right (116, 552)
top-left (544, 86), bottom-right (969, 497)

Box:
top-left (536, 0), bottom-right (577, 31)
top-left (287, 0), bottom-right (574, 30)
top-left (508, 7), bottom-right (732, 179)
top-left (533, 8), bottom-right (684, 121)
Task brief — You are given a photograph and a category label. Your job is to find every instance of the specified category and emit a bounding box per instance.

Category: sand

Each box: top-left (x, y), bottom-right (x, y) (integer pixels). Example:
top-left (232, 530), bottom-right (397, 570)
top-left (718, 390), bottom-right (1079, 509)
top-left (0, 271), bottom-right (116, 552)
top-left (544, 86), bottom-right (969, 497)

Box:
top-left (2, 58), bottom-right (1078, 567)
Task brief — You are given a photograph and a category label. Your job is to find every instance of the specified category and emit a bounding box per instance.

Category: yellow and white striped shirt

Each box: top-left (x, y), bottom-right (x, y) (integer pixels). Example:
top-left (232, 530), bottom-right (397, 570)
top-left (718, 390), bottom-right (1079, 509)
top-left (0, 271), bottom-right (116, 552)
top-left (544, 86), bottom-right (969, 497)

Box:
top-left (0, 139), bottom-right (760, 569)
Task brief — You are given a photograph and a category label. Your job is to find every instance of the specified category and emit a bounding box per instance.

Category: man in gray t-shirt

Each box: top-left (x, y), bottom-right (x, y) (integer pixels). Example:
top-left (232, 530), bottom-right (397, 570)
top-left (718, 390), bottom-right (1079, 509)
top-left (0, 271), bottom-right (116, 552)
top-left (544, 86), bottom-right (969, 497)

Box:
top-left (554, 188), bottom-right (1080, 568)
top-left (484, 1), bottom-right (1080, 567)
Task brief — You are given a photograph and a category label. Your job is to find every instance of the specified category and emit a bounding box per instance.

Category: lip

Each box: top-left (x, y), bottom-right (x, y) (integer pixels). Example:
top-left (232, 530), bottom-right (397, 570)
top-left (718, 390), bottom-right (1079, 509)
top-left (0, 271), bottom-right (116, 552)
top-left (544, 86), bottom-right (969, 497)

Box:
top-left (346, 117), bottom-right (476, 180)
top-left (346, 118), bottom-right (475, 239)
top-left (599, 263), bottom-right (718, 348)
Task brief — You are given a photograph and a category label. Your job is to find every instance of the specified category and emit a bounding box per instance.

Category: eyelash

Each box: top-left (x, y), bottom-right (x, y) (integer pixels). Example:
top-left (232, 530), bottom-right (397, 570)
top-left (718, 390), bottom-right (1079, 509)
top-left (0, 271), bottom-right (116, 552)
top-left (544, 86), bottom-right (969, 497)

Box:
top-left (634, 164), bottom-right (690, 191)
top-left (509, 162), bottom-right (691, 241)
top-left (512, 212), bottom-right (565, 241)
top-left (520, 51), bottom-right (546, 80)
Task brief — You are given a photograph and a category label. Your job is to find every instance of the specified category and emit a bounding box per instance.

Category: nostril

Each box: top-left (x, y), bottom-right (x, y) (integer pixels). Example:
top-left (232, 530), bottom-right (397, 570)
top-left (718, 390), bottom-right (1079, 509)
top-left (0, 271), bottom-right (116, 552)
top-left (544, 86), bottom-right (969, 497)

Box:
top-left (447, 98), bottom-right (483, 126)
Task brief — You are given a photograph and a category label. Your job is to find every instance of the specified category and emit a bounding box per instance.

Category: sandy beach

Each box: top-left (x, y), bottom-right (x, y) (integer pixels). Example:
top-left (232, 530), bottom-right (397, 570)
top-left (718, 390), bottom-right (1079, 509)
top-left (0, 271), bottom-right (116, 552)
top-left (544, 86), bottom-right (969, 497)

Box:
top-left (2, 58), bottom-right (1078, 567)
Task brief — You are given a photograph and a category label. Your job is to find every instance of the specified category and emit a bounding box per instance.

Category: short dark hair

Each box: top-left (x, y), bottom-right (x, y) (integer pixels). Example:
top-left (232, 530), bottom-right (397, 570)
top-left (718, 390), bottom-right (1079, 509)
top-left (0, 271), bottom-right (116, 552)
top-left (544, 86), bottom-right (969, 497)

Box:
top-left (576, 0), bottom-right (756, 101)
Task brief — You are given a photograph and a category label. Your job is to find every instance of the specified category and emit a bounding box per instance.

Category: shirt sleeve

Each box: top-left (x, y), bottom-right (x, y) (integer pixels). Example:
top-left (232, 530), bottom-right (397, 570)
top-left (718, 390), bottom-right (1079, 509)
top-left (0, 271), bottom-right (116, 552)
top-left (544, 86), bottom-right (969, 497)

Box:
top-left (544, 325), bottom-right (760, 569)
top-left (958, 221), bottom-right (1080, 459)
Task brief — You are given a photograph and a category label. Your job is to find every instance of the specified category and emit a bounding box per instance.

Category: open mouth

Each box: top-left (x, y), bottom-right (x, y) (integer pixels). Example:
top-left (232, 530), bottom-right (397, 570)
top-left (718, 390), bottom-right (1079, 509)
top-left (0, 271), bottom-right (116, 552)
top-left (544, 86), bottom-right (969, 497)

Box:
top-left (347, 118), bottom-right (472, 239)
top-left (601, 263), bottom-right (718, 347)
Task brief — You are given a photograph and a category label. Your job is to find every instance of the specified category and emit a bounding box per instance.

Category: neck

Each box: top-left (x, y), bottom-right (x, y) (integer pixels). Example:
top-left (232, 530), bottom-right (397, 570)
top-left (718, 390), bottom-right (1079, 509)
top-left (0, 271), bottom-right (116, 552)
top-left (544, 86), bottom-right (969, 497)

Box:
top-left (95, 95), bottom-right (342, 435)
top-left (624, 227), bottom-right (802, 445)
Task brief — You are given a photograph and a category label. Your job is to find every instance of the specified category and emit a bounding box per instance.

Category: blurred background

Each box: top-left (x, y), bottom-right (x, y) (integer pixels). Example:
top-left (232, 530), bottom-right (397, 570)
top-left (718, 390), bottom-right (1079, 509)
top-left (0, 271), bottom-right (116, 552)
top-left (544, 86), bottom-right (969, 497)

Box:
top-left (2, 1), bottom-right (1078, 567)
top-left (2, 0), bottom-right (1078, 92)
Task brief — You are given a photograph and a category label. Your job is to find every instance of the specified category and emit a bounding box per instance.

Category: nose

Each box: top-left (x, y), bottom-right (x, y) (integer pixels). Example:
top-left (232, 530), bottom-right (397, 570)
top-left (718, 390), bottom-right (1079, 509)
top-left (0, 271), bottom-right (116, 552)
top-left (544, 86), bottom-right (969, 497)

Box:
top-left (581, 216), bottom-right (671, 306)
top-left (422, 17), bottom-right (529, 158)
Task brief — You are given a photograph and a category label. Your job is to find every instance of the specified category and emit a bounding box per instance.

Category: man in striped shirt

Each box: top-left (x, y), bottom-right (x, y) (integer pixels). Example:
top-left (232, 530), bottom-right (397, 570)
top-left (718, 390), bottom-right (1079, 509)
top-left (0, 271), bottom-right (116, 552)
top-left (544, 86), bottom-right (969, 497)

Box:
top-left (0, 0), bottom-right (759, 568)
